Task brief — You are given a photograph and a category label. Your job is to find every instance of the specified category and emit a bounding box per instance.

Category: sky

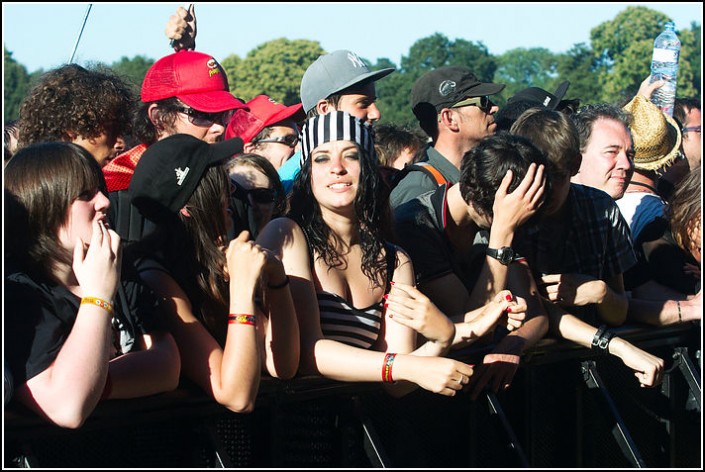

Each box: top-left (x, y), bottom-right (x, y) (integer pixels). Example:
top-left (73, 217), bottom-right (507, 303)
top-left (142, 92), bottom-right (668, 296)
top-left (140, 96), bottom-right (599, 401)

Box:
top-left (2, 2), bottom-right (702, 74)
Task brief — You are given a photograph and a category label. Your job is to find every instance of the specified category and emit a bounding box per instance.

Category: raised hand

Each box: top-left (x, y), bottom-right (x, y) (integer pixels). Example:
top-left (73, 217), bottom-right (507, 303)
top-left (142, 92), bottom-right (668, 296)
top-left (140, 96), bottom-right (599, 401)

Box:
top-left (73, 219), bottom-right (121, 302)
top-left (226, 230), bottom-right (267, 295)
top-left (165, 4), bottom-right (196, 51)
top-left (491, 163), bottom-right (546, 235)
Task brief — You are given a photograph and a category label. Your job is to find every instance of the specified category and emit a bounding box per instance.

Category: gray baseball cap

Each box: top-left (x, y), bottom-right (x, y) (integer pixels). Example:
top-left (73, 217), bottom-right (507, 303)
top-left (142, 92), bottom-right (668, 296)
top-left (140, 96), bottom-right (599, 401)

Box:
top-left (300, 50), bottom-right (395, 113)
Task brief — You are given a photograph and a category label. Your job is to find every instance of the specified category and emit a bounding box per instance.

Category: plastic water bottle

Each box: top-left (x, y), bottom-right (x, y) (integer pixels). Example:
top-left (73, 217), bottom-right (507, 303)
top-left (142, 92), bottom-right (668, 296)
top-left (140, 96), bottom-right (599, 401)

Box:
top-left (649, 21), bottom-right (680, 116)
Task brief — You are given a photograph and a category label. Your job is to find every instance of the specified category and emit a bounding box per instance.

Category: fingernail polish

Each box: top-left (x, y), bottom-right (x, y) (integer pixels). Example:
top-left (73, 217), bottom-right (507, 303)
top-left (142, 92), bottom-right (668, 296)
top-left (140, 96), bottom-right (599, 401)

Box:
top-left (506, 307), bottom-right (512, 313)
top-left (505, 294), bottom-right (512, 301)
top-left (390, 281), bottom-right (395, 285)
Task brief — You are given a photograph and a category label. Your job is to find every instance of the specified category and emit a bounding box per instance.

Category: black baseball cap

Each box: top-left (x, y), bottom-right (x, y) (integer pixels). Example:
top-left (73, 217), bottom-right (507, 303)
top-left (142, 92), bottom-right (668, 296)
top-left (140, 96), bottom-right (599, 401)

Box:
top-left (130, 134), bottom-right (243, 219)
top-left (507, 81), bottom-right (570, 111)
top-left (411, 66), bottom-right (505, 117)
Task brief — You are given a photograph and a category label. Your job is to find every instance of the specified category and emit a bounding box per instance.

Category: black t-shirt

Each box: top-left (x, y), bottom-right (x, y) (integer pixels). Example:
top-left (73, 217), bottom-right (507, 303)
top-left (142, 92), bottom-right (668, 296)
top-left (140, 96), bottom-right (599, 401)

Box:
top-left (4, 259), bottom-right (162, 385)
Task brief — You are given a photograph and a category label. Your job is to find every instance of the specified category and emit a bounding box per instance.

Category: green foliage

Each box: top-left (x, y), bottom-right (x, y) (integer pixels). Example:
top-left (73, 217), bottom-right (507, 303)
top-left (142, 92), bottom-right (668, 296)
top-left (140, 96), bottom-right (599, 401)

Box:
top-left (227, 38), bottom-right (324, 105)
top-left (589, 5), bottom-right (699, 103)
top-left (555, 43), bottom-right (603, 106)
top-left (377, 33), bottom-right (499, 127)
top-left (4, 47), bottom-right (31, 120)
top-left (494, 48), bottom-right (558, 104)
top-left (110, 55), bottom-right (154, 92)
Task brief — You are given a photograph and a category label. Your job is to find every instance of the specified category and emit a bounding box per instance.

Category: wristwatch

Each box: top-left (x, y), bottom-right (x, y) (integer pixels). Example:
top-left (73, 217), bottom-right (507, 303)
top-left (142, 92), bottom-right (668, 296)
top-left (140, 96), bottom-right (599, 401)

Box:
top-left (486, 246), bottom-right (516, 265)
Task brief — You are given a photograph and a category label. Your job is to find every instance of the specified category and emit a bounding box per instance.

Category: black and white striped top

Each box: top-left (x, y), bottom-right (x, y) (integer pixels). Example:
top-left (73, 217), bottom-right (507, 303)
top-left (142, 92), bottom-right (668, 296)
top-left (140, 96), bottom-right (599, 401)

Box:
top-left (318, 291), bottom-right (384, 349)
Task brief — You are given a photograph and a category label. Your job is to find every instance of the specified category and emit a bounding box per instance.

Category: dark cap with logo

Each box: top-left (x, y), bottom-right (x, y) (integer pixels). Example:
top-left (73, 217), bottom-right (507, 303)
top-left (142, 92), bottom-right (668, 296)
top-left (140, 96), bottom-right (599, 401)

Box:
top-left (507, 81), bottom-right (570, 111)
top-left (411, 66), bottom-right (505, 118)
top-left (130, 134), bottom-right (243, 220)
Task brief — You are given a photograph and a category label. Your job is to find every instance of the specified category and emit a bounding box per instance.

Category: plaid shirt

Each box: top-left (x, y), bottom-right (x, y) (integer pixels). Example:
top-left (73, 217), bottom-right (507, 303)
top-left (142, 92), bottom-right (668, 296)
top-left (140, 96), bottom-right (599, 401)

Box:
top-left (102, 143), bottom-right (148, 192)
top-left (515, 183), bottom-right (636, 280)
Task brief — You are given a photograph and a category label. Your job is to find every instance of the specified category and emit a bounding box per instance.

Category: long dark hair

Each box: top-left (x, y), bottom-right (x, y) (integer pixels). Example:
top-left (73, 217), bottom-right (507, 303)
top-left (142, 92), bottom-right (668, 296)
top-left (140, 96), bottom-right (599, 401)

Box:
top-left (4, 142), bottom-right (106, 277)
top-left (289, 135), bottom-right (393, 289)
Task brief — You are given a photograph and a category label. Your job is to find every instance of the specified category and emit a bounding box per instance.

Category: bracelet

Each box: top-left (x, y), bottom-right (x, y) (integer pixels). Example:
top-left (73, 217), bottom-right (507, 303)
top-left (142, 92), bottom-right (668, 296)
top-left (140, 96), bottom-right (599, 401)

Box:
top-left (228, 314), bottom-right (256, 326)
top-left (591, 324), bottom-right (614, 354)
top-left (267, 275), bottom-right (290, 290)
top-left (81, 296), bottom-right (114, 316)
top-left (676, 300), bottom-right (682, 323)
top-left (382, 353), bottom-right (397, 383)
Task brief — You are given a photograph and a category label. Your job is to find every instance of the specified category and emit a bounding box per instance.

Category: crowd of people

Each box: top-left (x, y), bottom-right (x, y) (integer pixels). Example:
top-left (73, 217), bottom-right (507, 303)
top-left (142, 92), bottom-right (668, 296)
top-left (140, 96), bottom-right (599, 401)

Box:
top-left (3, 6), bottom-right (701, 462)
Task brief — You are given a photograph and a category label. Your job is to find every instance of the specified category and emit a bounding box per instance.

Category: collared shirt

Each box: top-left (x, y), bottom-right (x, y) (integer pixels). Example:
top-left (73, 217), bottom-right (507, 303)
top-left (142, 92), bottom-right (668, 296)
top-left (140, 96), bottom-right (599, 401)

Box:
top-left (390, 145), bottom-right (460, 209)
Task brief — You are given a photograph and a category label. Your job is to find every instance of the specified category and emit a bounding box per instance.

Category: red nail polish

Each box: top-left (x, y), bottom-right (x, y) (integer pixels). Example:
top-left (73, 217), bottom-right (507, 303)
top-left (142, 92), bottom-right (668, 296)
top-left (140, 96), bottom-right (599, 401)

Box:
top-left (505, 294), bottom-right (512, 301)
top-left (390, 281), bottom-right (395, 285)
top-left (506, 307), bottom-right (512, 313)
top-left (384, 302), bottom-right (388, 308)
top-left (383, 294), bottom-right (389, 300)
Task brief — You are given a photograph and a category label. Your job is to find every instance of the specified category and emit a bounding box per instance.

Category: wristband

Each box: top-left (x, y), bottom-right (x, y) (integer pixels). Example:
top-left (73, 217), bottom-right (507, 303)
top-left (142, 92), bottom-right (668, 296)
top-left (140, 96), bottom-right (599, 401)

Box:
top-left (81, 296), bottom-right (114, 316)
top-left (591, 324), bottom-right (614, 354)
top-left (267, 275), bottom-right (290, 290)
top-left (228, 314), bottom-right (256, 326)
top-left (676, 300), bottom-right (682, 323)
top-left (382, 353), bottom-right (396, 383)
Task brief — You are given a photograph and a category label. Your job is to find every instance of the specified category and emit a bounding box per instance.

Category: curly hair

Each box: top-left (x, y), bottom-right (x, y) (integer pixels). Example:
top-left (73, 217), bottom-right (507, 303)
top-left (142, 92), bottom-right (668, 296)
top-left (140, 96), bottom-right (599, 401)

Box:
top-left (18, 64), bottom-right (136, 148)
top-left (458, 132), bottom-right (549, 219)
top-left (288, 142), bottom-right (393, 289)
top-left (131, 97), bottom-right (184, 146)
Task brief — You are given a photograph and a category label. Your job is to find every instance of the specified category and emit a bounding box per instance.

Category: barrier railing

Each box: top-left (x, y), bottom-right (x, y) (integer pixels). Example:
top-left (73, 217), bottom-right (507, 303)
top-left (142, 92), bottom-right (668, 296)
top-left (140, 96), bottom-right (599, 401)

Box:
top-left (4, 321), bottom-right (701, 468)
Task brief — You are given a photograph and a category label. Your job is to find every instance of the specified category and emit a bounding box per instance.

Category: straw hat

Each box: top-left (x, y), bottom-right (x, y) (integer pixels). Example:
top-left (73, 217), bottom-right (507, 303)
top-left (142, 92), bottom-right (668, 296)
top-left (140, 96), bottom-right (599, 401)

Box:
top-left (622, 95), bottom-right (682, 171)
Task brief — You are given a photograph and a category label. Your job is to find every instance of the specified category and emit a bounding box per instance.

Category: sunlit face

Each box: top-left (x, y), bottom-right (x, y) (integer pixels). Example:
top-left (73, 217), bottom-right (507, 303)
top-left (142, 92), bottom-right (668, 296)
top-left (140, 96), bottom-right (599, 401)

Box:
top-left (57, 188), bottom-right (110, 251)
top-left (253, 121), bottom-right (299, 170)
top-left (448, 97), bottom-right (500, 147)
top-left (229, 164), bottom-right (275, 233)
top-left (310, 140), bottom-right (361, 214)
top-left (681, 107), bottom-right (701, 169)
top-left (335, 82), bottom-right (381, 125)
top-left (72, 131), bottom-right (119, 167)
top-left (573, 118), bottom-right (634, 200)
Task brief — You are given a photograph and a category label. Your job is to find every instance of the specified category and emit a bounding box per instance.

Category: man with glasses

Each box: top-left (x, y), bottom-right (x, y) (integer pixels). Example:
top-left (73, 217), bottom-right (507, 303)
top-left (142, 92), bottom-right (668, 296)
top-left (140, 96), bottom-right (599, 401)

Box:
top-left (390, 66), bottom-right (505, 208)
top-left (102, 50), bottom-right (246, 242)
top-left (673, 97), bottom-right (701, 172)
top-left (225, 94), bottom-right (305, 170)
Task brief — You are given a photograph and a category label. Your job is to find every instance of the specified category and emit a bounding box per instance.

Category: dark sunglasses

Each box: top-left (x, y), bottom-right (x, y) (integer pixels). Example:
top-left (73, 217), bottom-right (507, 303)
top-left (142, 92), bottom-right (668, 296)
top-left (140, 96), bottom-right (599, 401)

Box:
top-left (254, 134), bottom-right (299, 148)
top-left (682, 126), bottom-right (701, 135)
top-left (176, 106), bottom-right (227, 127)
top-left (230, 178), bottom-right (277, 204)
top-left (451, 95), bottom-right (494, 112)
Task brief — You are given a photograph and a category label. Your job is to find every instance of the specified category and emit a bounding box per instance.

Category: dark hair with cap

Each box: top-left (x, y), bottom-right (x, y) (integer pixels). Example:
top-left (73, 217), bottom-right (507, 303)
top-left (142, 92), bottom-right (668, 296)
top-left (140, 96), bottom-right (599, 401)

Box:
top-left (458, 132), bottom-right (549, 219)
top-left (289, 111), bottom-right (393, 288)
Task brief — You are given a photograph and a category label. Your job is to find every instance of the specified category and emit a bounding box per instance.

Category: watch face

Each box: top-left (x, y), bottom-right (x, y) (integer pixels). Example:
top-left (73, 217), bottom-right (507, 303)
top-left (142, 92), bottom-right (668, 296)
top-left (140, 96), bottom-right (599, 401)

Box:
top-left (497, 247), bottom-right (514, 264)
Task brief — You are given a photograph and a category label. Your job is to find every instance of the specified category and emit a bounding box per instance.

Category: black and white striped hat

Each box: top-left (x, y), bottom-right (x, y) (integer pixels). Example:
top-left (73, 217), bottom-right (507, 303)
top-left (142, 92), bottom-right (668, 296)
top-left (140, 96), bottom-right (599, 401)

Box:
top-left (300, 111), bottom-right (376, 167)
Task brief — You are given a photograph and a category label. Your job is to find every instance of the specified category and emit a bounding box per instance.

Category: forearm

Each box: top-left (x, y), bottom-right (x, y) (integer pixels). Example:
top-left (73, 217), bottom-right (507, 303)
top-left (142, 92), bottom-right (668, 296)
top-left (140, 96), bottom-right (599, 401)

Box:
top-left (596, 283), bottom-right (628, 326)
top-left (262, 285), bottom-right (300, 379)
top-left (627, 297), bottom-right (698, 326)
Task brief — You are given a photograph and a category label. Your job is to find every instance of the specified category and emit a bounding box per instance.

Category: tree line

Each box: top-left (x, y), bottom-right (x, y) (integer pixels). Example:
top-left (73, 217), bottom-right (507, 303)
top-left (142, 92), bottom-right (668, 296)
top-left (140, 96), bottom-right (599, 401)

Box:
top-left (4, 6), bottom-right (701, 126)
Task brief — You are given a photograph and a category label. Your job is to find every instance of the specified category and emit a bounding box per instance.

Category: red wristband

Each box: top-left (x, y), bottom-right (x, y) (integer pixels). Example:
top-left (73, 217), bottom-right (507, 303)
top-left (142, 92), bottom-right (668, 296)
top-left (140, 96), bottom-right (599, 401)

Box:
top-left (382, 353), bottom-right (397, 383)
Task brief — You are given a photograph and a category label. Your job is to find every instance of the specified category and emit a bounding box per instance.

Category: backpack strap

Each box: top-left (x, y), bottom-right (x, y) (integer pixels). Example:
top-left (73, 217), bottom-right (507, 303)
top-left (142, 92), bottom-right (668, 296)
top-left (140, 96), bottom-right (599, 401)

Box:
top-left (413, 162), bottom-right (448, 186)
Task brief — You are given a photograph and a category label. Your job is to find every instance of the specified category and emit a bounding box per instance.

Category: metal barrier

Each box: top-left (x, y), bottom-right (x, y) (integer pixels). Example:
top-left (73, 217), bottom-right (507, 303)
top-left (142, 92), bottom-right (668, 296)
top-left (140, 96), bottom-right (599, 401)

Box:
top-left (3, 322), bottom-right (701, 468)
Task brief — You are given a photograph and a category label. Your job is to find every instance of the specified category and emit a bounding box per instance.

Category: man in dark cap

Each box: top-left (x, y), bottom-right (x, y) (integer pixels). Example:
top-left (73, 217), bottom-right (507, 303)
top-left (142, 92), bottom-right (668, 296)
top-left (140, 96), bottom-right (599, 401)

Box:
top-left (390, 66), bottom-right (505, 208)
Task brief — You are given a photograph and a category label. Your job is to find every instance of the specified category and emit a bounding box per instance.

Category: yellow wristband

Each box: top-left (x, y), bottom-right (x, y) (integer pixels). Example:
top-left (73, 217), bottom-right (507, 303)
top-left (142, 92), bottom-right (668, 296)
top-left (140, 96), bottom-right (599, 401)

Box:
top-left (81, 296), bottom-right (114, 316)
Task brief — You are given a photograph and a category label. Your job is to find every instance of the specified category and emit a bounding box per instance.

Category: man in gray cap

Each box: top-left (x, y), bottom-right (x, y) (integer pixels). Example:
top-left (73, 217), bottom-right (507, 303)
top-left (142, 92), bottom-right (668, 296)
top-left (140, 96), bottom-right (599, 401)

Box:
top-left (390, 66), bottom-right (505, 208)
top-left (278, 50), bottom-right (395, 192)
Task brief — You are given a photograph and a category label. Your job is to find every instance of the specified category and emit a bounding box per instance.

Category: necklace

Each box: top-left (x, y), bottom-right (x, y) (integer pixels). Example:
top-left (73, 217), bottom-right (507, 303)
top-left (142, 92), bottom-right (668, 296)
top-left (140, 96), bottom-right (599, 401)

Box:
top-left (628, 181), bottom-right (658, 194)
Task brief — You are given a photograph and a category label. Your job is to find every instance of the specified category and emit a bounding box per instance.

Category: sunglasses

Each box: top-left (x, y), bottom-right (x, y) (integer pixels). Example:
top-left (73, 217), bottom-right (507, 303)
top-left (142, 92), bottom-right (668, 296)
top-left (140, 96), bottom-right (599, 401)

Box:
top-left (230, 178), bottom-right (277, 204)
top-left (451, 96), bottom-right (494, 112)
top-left (176, 107), bottom-right (227, 127)
top-left (682, 126), bottom-right (701, 135)
top-left (254, 134), bottom-right (300, 148)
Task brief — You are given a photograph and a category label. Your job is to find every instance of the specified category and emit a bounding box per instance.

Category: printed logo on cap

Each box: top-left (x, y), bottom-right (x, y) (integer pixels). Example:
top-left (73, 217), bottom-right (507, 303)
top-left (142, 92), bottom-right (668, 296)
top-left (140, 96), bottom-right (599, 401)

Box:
top-left (439, 80), bottom-right (456, 97)
top-left (206, 58), bottom-right (221, 78)
top-left (347, 52), bottom-right (366, 68)
top-left (175, 167), bottom-right (190, 186)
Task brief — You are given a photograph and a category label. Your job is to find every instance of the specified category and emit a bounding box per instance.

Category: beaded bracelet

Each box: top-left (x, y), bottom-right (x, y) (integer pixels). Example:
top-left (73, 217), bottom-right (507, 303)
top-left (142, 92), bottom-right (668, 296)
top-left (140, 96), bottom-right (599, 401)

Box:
top-left (382, 353), bottom-right (397, 383)
top-left (267, 275), bottom-right (290, 290)
top-left (81, 296), bottom-right (114, 316)
top-left (228, 314), bottom-right (256, 326)
top-left (676, 300), bottom-right (682, 323)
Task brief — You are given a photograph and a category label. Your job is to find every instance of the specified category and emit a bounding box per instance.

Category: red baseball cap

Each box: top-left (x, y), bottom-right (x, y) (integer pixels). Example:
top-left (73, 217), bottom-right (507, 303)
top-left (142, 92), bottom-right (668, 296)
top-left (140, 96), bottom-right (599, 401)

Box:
top-left (225, 95), bottom-right (305, 142)
top-left (141, 51), bottom-right (246, 113)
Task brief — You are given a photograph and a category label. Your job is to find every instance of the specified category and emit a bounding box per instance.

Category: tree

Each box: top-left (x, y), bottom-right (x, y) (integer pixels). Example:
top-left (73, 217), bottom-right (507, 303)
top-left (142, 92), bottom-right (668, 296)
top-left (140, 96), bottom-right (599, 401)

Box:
top-left (227, 38), bottom-right (324, 105)
top-left (494, 48), bottom-right (558, 104)
top-left (376, 33), bottom-right (499, 127)
top-left (4, 47), bottom-right (31, 120)
top-left (110, 55), bottom-right (154, 92)
top-left (590, 6), bottom-right (698, 103)
top-left (555, 43), bottom-right (603, 106)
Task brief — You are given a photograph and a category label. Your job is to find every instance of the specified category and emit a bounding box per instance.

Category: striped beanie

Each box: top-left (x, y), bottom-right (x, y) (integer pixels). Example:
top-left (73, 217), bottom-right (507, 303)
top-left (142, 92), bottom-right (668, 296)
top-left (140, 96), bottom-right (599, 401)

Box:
top-left (300, 111), bottom-right (376, 166)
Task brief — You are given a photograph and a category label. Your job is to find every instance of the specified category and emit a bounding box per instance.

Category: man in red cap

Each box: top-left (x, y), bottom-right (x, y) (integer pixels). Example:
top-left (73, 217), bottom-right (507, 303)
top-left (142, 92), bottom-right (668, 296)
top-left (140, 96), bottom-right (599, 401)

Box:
top-left (102, 50), bottom-right (246, 241)
top-left (225, 95), bottom-right (305, 170)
